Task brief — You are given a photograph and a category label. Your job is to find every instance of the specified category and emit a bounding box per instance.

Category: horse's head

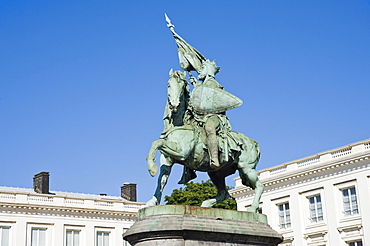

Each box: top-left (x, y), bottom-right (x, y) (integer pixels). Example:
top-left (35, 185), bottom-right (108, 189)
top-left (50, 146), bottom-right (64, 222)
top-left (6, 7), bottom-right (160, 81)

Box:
top-left (167, 69), bottom-right (188, 113)
top-left (198, 59), bottom-right (220, 81)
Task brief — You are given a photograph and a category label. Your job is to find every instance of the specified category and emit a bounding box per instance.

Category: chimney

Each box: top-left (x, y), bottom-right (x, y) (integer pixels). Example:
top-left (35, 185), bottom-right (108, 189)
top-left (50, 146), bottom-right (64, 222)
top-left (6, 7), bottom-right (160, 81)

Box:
top-left (121, 183), bottom-right (137, 202)
top-left (33, 172), bottom-right (50, 194)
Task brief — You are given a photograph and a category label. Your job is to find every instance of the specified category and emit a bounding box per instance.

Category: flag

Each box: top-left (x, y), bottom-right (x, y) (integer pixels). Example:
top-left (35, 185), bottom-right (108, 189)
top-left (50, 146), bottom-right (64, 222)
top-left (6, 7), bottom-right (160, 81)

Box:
top-left (165, 14), bottom-right (206, 73)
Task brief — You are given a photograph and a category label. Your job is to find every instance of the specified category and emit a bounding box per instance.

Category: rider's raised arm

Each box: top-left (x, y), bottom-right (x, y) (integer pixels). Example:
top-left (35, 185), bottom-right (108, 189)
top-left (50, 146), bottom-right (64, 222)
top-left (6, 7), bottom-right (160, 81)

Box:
top-left (188, 71), bottom-right (202, 87)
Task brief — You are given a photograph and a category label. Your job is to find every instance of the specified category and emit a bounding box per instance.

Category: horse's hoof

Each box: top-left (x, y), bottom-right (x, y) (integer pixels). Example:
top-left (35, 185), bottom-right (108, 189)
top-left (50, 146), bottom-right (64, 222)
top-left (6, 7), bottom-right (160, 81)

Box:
top-left (201, 199), bottom-right (216, 208)
top-left (246, 206), bottom-right (257, 213)
top-left (147, 161), bottom-right (158, 177)
top-left (145, 196), bottom-right (159, 207)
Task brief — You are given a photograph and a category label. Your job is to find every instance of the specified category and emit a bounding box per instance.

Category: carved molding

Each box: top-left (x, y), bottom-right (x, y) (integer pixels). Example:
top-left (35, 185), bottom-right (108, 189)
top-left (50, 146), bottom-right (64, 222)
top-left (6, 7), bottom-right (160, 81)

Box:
top-left (0, 203), bottom-right (137, 221)
top-left (303, 230), bottom-right (328, 245)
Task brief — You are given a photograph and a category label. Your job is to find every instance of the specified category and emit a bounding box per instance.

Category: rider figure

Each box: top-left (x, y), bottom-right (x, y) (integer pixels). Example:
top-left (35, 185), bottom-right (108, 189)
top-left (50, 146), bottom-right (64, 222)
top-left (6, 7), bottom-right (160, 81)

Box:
top-left (189, 60), bottom-right (231, 169)
top-left (164, 16), bottom-right (240, 180)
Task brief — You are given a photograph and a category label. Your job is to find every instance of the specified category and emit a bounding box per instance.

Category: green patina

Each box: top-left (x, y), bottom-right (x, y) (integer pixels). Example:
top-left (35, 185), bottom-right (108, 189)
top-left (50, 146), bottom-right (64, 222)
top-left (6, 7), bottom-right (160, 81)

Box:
top-left (145, 15), bottom-right (264, 213)
top-left (139, 205), bottom-right (267, 224)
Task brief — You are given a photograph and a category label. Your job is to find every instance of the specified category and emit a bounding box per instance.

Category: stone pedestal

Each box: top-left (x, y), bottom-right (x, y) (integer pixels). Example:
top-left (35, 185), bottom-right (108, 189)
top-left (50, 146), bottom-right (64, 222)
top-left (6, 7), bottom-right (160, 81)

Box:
top-left (123, 205), bottom-right (283, 246)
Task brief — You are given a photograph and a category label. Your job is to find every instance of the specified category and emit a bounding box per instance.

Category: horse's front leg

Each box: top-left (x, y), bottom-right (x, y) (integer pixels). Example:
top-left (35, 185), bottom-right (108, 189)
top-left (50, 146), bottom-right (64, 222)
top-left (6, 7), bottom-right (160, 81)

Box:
top-left (147, 139), bottom-right (164, 177)
top-left (145, 154), bottom-right (174, 207)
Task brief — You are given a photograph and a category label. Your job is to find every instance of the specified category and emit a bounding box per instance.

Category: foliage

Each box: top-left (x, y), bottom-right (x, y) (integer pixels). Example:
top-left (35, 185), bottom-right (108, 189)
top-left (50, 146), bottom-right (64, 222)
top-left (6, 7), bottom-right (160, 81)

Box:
top-left (164, 180), bottom-right (237, 210)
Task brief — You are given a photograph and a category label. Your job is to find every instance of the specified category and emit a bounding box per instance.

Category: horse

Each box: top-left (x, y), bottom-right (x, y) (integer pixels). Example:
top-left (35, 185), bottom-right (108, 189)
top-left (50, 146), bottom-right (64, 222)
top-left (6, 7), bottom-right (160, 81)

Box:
top-left (146, 70), bottom-right (264, 212)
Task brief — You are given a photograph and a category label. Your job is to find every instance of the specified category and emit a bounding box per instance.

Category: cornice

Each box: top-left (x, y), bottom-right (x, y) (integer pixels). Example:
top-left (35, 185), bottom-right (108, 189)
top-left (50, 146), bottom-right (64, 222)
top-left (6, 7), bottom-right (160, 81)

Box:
top-left (230, 153), bottom-right (370, 199)
top-left (0, 203), bottom-right (137, 221)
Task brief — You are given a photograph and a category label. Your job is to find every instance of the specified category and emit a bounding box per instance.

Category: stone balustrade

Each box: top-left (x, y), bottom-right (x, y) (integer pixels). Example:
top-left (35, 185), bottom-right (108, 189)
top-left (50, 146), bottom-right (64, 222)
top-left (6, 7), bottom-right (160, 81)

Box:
top-left (0, 188), bottom-right (144, 212)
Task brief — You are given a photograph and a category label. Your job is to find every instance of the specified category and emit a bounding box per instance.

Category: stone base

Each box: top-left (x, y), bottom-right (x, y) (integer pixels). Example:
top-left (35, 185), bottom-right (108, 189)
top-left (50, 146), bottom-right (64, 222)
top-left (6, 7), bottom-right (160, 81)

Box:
top-left (123, 205), bottom-right (283, 246)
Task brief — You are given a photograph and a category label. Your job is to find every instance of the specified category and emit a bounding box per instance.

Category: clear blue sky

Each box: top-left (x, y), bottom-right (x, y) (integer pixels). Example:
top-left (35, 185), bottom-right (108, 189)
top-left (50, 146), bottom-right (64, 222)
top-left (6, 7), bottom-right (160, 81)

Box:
top-left (1, 1), bottom-right (369, 203)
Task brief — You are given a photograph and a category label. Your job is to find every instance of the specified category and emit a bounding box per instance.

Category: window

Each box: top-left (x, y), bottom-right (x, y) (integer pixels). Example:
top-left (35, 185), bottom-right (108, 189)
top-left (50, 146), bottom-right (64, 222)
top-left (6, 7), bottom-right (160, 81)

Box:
top-left (278, 203), bottom-right (291, 229)
top-left (31, 228), bottom-right (47, 246)
top-left (309, 195), bottom-right (323, 222)
top-left (0, 227), bottom-right (10, 246)
top-left (342, 187), bottom-right (358, 215)
top-left (96, 232), bottom-right (109, 246)
top-left (335, 180), bottom-right (359, 219)
top-left (66, 230), bottom-right (80, 246)
top-left (300, 187), bottom-right (325, 227)
top-left (348, 240), bottom-right (363, 246)
top-left (27, 224), bottom-right (51, 246)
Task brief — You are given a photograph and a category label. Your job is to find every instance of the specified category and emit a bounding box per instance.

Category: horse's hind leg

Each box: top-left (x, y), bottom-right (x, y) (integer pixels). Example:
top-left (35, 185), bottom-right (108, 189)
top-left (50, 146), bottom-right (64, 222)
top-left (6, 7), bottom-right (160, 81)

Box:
top-left (145, 154), bottom-right (174, 207)
top-left (178, 166), bottom-right (197, 184)
top-left (237, 138), bottom-right (263, 212)
top-left (201, 171), bottom-right (231, 207)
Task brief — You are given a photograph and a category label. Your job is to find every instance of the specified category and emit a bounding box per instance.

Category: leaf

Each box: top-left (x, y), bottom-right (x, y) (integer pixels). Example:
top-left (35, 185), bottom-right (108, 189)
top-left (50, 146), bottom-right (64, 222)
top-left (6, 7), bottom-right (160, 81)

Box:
top-left (164, 180), bottom-right (237, 210)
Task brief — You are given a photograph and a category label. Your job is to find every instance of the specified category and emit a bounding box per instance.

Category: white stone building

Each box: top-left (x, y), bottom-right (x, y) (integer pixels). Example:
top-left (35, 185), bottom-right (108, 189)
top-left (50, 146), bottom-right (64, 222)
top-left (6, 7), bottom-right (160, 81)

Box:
top-left (230, 139), bottom-right (370, 246)
top-left (0, 173), bottom-right (144, 246)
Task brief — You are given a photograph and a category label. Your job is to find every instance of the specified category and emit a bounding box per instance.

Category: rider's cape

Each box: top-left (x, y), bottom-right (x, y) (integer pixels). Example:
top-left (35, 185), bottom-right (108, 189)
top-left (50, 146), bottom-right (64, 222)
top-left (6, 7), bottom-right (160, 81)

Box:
top-left (191, 85), bottom-right (243, 114)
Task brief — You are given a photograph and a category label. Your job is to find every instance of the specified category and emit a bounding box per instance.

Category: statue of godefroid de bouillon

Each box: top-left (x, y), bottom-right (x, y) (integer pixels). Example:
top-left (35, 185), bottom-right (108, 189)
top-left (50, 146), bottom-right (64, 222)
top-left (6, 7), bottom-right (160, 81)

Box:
top-left (145, 15), bottom-right (263, 212)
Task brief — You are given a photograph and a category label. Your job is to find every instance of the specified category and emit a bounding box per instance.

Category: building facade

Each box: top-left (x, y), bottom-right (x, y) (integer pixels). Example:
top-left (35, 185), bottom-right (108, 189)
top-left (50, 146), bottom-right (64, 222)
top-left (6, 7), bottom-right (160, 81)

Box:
top-left (230, 139), bottom-right (370, 246)
top-left (0, 174), bottom-right (144, 246)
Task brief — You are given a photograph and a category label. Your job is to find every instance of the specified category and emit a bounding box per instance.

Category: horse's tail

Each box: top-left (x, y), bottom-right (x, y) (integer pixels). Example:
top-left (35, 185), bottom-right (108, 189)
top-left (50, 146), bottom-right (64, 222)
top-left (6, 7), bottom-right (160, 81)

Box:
top-left (146, 139), bottom-right (164, 177)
